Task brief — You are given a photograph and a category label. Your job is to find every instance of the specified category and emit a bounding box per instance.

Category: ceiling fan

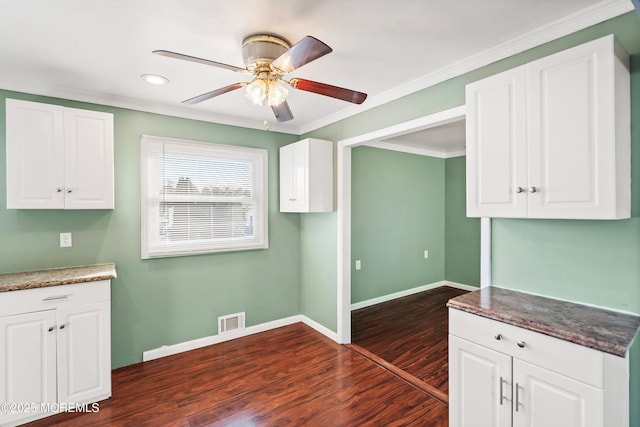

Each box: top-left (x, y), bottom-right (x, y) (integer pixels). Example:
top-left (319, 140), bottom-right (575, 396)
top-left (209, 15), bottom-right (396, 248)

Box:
top-left (153, 34), bottom-right (367, 123)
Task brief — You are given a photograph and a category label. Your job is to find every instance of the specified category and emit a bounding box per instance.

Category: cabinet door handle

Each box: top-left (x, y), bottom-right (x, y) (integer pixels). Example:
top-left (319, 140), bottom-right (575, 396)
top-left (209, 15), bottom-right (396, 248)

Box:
top-left (515, 383), bottom-right (521, 412)
top-left (529, 186), bottom-right (538, 193)
top-left (499, 377), bottom-right (510, 405)
top-left (515, 186), bottom-right (524, 194)
top-left (42, 295), bottom-right (69, 301)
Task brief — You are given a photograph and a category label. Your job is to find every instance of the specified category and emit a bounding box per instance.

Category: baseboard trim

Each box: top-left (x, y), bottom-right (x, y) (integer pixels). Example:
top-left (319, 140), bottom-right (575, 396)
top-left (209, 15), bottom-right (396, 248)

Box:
top-left (351, 280), bottom-right (478, 311)
top-left (142, 314), bottom-right (338, 362)
top-left (443, 280), bottom-right (480, 292)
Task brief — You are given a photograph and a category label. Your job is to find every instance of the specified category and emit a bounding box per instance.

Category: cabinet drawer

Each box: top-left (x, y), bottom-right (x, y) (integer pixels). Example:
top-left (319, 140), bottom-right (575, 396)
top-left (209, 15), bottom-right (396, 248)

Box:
top-left (449, 308), bottom-right (603, 388)
top-left (0, 280), bottom-right (110, 317)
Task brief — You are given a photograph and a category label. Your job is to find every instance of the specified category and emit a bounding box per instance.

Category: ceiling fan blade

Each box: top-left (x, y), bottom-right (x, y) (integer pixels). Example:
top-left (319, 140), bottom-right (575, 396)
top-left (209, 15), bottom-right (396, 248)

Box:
top-left (289, 78), bottom-right (367, 104)
top-left (182, 83), bottom-right (247, 105)
top-left (271, 36), bottom-right (332, 74)
top-left (153, 50), bottom-right (246, 73)
top-left (271, 100), bottom-right (294, 122)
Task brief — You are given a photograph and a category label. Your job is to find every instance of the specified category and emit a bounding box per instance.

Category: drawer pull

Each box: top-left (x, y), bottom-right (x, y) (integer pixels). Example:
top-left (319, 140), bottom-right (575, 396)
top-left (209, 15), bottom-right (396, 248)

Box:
top-left (494, 333), bottom-right (502, 341)
top-left (517, 340), bottom-right (526, 348)
top-left (42, 295), bottom-right (69, 301)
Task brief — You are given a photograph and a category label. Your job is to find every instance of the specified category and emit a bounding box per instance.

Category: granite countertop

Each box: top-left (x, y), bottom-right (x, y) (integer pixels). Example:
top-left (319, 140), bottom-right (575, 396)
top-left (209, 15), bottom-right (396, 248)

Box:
top-left (447, 286), bottom-right (640, 357)
top-left (0, 263), bottom-right (117, 293)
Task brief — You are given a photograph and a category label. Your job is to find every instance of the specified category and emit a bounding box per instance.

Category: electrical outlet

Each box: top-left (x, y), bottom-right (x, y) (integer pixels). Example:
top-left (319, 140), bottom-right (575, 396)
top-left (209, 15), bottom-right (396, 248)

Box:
top-left (60, 233), bottom-right (72, 248)
top-left (355, 260), bottom-right (362, 270)
top-left (424, 250), bottom-right (429, 259)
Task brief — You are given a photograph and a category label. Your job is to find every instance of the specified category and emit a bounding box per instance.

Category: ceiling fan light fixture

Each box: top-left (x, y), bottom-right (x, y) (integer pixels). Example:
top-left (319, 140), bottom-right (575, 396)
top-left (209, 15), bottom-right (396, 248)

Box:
top-left (245, 78), bottom-right (267, 105)
top-left (267, 80), bottom-right (288, 107)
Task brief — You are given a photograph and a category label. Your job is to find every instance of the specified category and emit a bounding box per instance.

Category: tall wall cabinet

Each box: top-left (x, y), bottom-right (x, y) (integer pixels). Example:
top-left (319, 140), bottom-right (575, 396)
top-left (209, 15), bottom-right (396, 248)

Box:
top-left (279, 138), bottom-right (333, 213)
top-left (6, 99), bottom-right (114, 209)
top-left (0, 280), bottom-right (111, 426)
top-left (466, 35), bottom-right (630, 219)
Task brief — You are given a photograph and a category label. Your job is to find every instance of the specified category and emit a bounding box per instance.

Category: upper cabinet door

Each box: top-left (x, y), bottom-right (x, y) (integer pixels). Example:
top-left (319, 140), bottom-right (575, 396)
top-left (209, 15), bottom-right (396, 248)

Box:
top-left (5, 99), bottom-right (115, 210)
top-left (527, 36), bottom-right (629, 219)
top-left (279, 138), bottom-right (333, 213)
top-left (465, 35), bottom-right (629, 220)
top-left (6, 99), bottom-right (65, 209)
top-left (64, 108), bottom-right (114, 209)
top-left (466, 66), bottom-right (528, 218)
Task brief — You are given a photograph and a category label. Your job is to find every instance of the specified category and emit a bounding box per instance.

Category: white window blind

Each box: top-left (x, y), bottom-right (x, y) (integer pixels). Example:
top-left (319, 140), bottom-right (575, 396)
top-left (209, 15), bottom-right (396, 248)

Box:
top-left (141, 135), bottom-right (268, 259)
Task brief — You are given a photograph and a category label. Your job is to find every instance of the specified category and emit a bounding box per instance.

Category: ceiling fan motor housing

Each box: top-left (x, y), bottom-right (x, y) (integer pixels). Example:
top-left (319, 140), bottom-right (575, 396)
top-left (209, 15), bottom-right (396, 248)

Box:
top-left (242, 34), bottom-right (290, 71)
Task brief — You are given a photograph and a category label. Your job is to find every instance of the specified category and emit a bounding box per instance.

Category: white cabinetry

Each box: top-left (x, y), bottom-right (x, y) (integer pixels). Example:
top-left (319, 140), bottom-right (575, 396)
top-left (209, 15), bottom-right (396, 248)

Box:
top-left (279, 138), bottom-right (333, 213)
top-left (0, 281), bottom-right (111, 426)
top-left (449, 309), bottom-right (629, 427)
top-left (466, 35), bottom-right (630, 219)
top-left (6, 99), bottom-right (114, 209)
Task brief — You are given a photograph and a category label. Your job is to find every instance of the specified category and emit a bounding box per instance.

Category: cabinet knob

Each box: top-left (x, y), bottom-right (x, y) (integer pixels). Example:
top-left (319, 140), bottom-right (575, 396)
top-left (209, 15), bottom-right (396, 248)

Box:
top-left (529, 186), bottom-right (538, 193)
top-left (48, 326), bottom-right (55, 332)
top-left (59, 323), bottom-right (68, 330)
top-left (56, 187), bottom-right (63, 193)
top-left (66, 188), bottom-right (73, 194)
top-left (494, 333), bottom-right (502, 341)
top-left (517, 340), bottom-right (526, 348)
top-left (515, 187), bottom-right (524, 194)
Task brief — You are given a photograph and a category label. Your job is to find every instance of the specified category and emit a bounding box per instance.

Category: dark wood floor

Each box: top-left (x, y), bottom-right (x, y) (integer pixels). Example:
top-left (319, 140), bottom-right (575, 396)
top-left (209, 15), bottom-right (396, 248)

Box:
top-left (27, 323), bottom-right (448, 427)
top-left (351, 286), bottom-right (469, 398)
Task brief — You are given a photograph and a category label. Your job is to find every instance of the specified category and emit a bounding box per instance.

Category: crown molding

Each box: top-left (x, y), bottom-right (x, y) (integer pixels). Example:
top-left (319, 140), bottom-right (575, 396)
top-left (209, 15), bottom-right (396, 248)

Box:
top-left (299, 0), bottom-right (634, 135)
top-left (365, 141), bottom-right (466, 159)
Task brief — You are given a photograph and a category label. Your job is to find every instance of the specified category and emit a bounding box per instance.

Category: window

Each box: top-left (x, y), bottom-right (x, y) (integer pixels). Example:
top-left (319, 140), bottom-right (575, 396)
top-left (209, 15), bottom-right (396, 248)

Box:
top-left (141, 135), bottom-right (268, 259)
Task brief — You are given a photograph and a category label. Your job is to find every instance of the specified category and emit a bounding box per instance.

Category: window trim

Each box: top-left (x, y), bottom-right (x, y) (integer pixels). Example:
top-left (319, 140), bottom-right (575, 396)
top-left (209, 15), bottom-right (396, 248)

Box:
top-left (140, 135), bottom-right (268, 259)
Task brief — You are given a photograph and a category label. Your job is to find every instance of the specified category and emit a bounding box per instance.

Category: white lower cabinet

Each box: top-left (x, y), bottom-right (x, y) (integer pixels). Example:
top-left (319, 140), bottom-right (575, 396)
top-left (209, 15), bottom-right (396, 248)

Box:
top-left (0, 281), bottom-right (111, 426)
top-left (449, 309), bottom-right (629, 427)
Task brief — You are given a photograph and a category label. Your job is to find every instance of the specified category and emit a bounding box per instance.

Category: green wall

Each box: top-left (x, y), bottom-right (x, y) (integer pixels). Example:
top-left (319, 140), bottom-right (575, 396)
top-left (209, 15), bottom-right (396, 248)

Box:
top-left (0, 90), bottom-right (300, 368)
top-left (350, 146), bottom-right (446, 303)
top-left (445, 156), bottom-right (481, 286)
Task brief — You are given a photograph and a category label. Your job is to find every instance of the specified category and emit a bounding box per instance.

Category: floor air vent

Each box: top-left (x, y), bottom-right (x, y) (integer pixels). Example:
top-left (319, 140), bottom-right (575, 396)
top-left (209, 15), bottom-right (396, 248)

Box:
top-left (218, 312), bottom-right (245, 334)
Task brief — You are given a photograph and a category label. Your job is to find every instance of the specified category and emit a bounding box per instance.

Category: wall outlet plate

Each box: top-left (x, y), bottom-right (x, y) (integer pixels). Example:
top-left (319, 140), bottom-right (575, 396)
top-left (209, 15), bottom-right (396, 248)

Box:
top-left (60, 232), bottom-right (72, 248)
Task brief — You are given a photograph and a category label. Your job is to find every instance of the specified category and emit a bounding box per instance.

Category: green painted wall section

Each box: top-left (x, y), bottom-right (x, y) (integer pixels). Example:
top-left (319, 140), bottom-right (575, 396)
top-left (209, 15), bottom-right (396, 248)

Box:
top-left (0, 90), bottom-right (300, 368)
top-left (300, 213), bottom-right (337, 331)
top-left (445, 156), bottom-right (481, 287)
top-left (350, 146), bottom-right (445, 303)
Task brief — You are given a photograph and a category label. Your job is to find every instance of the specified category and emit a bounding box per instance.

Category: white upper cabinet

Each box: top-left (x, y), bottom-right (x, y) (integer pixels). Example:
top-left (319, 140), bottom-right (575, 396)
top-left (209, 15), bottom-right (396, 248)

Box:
top-left (466, 35), bottom-right (630, 219)
top-left (6, 99), bottom-right (114, 209)
top-left (280, 138), bottom-right (333, 213)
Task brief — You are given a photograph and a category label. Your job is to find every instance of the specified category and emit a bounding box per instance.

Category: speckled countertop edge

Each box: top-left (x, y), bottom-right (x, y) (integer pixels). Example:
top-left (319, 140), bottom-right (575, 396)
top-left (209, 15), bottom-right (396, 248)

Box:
top-left (0, 263), bottom-right (116, 292)
top-left (447, 286), bottom-right (640, 357)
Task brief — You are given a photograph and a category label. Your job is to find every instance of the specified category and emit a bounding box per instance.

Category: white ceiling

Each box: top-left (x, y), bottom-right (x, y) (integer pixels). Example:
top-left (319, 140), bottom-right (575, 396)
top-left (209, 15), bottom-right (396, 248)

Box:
top-left (0, 0), bottom-right (630, 135)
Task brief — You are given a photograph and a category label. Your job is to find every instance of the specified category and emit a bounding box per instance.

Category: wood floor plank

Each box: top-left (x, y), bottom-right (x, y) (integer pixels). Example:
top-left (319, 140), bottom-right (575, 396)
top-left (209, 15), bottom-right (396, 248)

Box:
top-left (25, 323), bottom-right (448, 427)
top-left (351, 286), bottom-right (469, 395)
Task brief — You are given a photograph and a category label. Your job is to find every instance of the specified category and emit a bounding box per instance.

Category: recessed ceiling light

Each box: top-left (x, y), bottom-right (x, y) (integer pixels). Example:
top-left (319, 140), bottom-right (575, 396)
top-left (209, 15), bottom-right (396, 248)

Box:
top-left (141, 74), bottom-right (169, 85)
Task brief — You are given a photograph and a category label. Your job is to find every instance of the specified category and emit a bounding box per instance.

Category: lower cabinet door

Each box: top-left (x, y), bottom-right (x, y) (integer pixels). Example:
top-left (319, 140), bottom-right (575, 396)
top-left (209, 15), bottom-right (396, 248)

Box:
top-left (512, 359), bottom-right (603, 427)
top-left (0, 310), bottom-right (57, 425)
top-left (57, 302), bottom-right (111, 404)
top-left (449, 335), bottom-right (513, 427)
